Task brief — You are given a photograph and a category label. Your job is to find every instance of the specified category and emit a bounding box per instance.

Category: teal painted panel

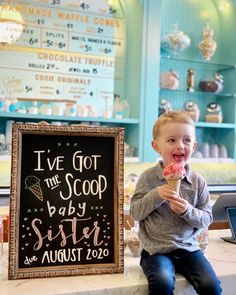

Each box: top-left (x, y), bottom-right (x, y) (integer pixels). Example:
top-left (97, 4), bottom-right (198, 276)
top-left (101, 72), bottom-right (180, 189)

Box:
top-left (140, 0), bottom-right (162, 162)
top-left (160, 0), bottom-right (221, 62)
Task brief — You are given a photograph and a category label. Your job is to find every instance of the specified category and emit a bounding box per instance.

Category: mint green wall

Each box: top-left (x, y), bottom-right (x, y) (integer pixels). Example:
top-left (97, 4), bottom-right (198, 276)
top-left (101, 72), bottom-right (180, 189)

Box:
top-left (118, 0), bottom-right (161, 161)
top-left (140, 0), bottom-right (161, 161)
top-left (119, 0), bottom-right (142, 155)
top-left (161, 0), bottom-right (220, 61)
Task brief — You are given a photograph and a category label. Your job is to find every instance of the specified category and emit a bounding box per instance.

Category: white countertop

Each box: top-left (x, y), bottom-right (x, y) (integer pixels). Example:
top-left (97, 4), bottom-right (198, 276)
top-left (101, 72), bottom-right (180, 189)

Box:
top-left (0, 230), bottom-right (236, 295)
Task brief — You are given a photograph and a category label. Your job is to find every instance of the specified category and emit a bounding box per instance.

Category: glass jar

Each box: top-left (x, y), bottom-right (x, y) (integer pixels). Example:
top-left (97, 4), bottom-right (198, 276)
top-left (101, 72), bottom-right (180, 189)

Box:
top-left (199, 23), bottom-right (217, 62)
top-left (161, 23), bottom-right (191, 56)
top-left (113, 95), bottom-right (129, 119)
top-left (160, 70), bottom-right (179, 89)
top-left (199, 73), bottom-right (223, 93)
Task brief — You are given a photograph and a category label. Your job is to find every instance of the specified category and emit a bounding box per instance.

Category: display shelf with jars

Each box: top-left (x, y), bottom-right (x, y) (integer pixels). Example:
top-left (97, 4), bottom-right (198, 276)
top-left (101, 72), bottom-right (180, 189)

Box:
top-left (0, 96), bottom-right (140, 163)
top-left (156, 0), bottom-right (236, 163)
top-left (0, 112), bottom-right (140, 163)
top-left (159, 55), bottom-right (236, 162)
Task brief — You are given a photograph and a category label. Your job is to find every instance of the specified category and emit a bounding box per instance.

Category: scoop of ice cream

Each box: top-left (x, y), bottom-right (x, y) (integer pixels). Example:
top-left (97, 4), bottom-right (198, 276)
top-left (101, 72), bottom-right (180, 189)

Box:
top-left (163, 163), bottom-right (186, 180)
top-left (25, 175), bottom-right (40, 188)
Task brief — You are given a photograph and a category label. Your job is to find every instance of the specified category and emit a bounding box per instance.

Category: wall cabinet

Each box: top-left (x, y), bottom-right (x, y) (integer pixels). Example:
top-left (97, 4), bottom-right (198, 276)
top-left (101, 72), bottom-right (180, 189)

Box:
top-left (160, 56), bottom-right (236, 161)
top-left (137, 0), bottom-right (236, 162)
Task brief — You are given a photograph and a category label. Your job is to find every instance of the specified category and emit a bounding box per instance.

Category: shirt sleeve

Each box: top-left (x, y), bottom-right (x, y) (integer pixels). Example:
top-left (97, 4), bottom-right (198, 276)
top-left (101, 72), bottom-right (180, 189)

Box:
top-left (180, 174), bottom-right (213, 228)
top-left (129, 167), bottom-right (165, 221)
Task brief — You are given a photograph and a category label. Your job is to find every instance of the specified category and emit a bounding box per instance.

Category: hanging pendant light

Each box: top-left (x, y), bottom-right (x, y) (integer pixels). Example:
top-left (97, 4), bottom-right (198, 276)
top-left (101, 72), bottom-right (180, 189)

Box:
top-left (0, 4), bottom-right (24, 44)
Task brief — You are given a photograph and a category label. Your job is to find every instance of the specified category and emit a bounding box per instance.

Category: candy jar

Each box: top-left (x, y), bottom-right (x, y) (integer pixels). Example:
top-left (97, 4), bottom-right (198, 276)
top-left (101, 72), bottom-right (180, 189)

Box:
top-left (160, 70), bottom-right (179, 90)
top-left (159, 99), bottom-right (172, 116)
top-left (199, 23), bottom-right (217, 62)
top-left (127, 224), bottom-right (141, 257)
top-left (205, 102), bottom-right (223, 123)
top-left (214, 73), bottom-right (224, 93)
top-left (64, 102), bottom-right (77, 117)
top-left (113, 95), bottom-right (130, 119)
top-left (28, 101), bottom-right (39, 115)
top-left (199, 73), bottom-right (223, 93)
top-left (183, 100), bottom-right (200, 122)
top-left (161, 23), bottom-right (191, 56)
top-left (39, 103), bottom-right (52, 115)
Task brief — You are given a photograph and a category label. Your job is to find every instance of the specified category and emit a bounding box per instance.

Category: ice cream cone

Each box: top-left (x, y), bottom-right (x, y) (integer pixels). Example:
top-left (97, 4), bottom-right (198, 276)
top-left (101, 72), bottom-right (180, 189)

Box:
top-left (163, 163), bottom-right (186, 194)
top-left (29, 183), bottom-right (43, 201)
top-left (25, 175), bottom-right (43, 201)
top-left (167, 178), bottom-right (181, 193)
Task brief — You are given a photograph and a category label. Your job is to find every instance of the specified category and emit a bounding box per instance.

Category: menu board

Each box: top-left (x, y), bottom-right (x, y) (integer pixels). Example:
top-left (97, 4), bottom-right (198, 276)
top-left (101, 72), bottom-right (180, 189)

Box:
top-left (9, 123), bottom-right (124, 279)
top-left (0, 0), bottom-right (126, 115)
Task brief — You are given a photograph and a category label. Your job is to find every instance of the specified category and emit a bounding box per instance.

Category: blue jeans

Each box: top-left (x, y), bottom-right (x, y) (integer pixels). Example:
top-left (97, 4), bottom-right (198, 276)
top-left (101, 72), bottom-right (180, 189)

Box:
top-left (140, 249), bottom-right (222, 295)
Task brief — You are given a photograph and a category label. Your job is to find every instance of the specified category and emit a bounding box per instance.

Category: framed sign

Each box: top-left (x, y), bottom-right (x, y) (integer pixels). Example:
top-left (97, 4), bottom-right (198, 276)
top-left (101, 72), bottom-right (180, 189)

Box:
top-left (9, 123), bottom-right (124, 279)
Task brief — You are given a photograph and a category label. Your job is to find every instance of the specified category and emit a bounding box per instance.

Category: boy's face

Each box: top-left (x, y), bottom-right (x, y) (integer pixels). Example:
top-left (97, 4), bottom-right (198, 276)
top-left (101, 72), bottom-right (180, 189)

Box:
top-left (152, 122), bottom-right (197, 167)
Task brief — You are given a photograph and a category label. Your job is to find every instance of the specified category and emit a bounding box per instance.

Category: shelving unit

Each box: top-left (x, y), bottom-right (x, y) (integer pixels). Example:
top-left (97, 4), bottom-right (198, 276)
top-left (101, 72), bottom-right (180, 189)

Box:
top-left (160, 88), bottom-right (236, 98)
top-left (159, 56), bottom-right (236, 160)
top-left (0, 111), bottom-right (139, 124)
top-left (0, 111), bottom-right (140, 162)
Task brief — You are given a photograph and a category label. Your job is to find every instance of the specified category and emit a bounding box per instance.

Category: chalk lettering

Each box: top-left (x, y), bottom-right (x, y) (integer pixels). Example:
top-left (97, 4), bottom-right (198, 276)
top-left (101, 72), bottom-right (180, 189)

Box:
top-left (41, 248), bottom-right (83, 264)
top-left (72, 151), bottom-right (101, 172)
top-left (34, 150), bottom-right (64, 171)
top-left (47, 200), bottom-right (86, 217)
top-left (32, 217), bottom-right (103, 251)
top-left (24, 255), bottom-right (38, 265)
top-left (34, 150), bottom-right (45, 171)
top-left (59, 173), bottom-right (107, 200)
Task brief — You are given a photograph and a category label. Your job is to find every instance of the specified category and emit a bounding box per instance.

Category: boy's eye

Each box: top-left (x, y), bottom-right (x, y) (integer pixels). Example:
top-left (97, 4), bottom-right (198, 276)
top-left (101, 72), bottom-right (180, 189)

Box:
top-left (168, 139), bottom-right (175, 143)
top-left (184, 138), bottom-right (192, 143)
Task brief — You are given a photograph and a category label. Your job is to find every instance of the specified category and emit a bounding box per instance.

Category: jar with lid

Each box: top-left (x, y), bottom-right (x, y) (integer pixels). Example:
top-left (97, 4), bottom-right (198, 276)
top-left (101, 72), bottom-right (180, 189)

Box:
top-left (199, 23), bottom-right (217, 61)
top-left (113, 95), bottom-right (129, 119)
top-left (161, 23), bottom-right (191, 56)
top-left (205, 102), bottom-right (223, 123)
top-left (160, 70), bottom-right (179, 90)
top-left (199, 73), bottom-right (223, 93)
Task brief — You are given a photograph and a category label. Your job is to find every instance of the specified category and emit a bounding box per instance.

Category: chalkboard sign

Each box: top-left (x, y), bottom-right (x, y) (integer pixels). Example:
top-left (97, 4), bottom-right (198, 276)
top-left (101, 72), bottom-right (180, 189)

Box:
top-left (9, 123), bottom-right (124, 279)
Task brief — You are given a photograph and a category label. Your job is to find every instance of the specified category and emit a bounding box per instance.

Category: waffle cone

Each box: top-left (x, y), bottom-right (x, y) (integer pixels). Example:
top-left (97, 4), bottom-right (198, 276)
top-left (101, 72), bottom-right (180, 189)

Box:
top-left (167, 179), bottom-right (181, 193)
top-left (29, 183), bottom-right (43, 201)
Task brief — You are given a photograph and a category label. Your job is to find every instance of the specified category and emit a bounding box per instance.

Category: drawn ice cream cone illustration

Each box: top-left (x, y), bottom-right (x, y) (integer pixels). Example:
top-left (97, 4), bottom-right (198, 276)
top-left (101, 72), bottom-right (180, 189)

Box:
top-left (163, 163), bottom-right (186, 194)
top-left (25, 175), bottom-right (43, 201)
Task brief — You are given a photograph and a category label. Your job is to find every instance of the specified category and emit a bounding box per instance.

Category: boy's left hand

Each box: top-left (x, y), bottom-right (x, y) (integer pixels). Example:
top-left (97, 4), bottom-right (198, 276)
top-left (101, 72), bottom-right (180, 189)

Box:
top-left (169, 195), bottom-right (189, 215)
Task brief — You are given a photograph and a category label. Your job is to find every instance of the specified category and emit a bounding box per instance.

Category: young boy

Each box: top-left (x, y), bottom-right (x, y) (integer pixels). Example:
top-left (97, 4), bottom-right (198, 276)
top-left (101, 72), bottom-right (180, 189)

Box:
top-left (130, 111), bottom-right (222, 295)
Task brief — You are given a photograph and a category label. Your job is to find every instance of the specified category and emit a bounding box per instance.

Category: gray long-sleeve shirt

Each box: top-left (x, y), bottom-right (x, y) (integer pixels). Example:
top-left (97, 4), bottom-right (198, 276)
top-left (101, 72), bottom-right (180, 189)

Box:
top-left (129, 161), bottom-right (212, 255)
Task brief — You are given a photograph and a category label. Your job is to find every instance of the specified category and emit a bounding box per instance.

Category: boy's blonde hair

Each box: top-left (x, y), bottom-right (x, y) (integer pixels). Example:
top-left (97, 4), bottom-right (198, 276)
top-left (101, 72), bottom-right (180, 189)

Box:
top-left (152, 111), bottom-right (195, 140)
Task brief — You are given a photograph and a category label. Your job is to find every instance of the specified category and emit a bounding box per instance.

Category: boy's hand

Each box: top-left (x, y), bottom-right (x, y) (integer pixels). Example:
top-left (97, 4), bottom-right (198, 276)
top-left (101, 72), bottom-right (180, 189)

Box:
top-left (158, 184), bottom-right (189, 214)
top-left (169, 196), bottom-right (189, 215)
top-left (158, 184), bottom-right (177, 202)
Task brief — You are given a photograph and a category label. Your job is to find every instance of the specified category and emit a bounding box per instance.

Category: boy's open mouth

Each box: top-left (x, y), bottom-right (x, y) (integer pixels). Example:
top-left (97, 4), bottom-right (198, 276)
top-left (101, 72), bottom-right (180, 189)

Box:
top-left (173, 154), bottom-right (185, 162)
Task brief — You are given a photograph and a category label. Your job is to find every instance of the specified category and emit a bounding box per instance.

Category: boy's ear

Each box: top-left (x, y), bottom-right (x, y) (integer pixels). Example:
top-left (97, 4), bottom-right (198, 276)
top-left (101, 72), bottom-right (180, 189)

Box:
top-left (152, 140), bottom-right (160, 153)
top-left (193, 141), bottom-right (198, 153)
